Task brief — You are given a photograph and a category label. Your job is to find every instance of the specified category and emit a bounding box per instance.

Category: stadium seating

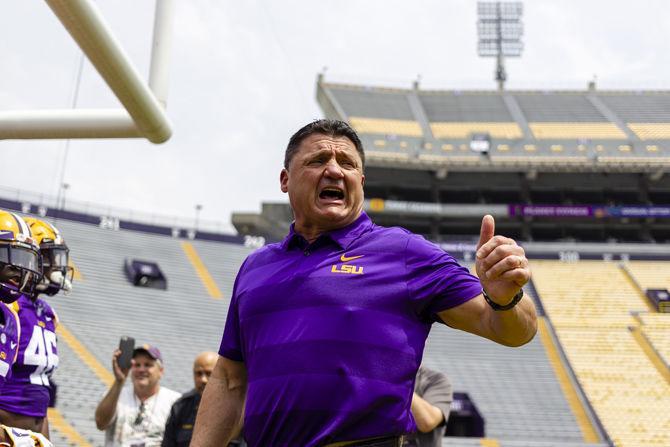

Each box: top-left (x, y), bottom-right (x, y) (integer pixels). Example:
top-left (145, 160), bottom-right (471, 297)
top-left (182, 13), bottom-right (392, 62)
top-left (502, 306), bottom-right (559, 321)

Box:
top-left (430, 122), bottom-right (522, 139)
top-left (33, 216), bottom-right (612, 447)
top-left (627, 123), bottom-right (670, 140)
top-left (46, 218), bottom-right (252, 445)
top-left (349, 117), bottom-right (423, 137)
top-left (15, 207), bottom-right (664, 447)
top-left (622, 262), bottom-right (670, 367)
top-left (532, 260), bottom-right (670, 447)
top-left (426, 266), bottom-right (602, 445)
top-left (597, 94), bottom-right (670, 123)
top-left (419, 92), bottom-right (515, 122)
top-left (513, 93), bottom-right (608, 122)
top-left (319, 81), bottom-right (670, 168)
top-left (54, 339), bottom-right (108, 446)
top-left (425, 322), bottom-right (591, 444)
top-left (528, 123), bottom-right (626, 140)
top-left (636, 313), bottom-right (670, 368)
top-left (625, 261), bottom-right (670, 290)
top-left (329, 86), bottom-right (416, 120)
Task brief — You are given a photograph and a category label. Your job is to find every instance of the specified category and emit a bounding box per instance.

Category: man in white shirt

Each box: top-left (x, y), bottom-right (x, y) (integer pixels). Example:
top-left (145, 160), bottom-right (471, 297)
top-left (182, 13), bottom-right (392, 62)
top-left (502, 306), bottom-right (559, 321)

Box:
top-left (95, 344), bottom-right (180, 447)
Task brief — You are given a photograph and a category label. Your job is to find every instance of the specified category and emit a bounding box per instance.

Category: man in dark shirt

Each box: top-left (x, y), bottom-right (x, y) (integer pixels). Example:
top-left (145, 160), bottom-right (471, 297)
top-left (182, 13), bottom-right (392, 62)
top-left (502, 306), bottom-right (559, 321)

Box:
top-left (163, 352), bottom-right (244, 447)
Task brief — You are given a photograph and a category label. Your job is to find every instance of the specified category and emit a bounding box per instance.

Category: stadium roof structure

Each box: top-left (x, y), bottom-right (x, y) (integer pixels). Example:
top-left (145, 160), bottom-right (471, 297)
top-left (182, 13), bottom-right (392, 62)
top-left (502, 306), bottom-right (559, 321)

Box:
top-left (317, 75), bottom-right (670, 173)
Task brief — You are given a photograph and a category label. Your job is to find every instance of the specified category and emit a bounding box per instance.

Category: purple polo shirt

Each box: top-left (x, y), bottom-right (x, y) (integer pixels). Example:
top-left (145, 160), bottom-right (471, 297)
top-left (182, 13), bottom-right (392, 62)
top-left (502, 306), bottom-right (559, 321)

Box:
top-left (219, 212), bottom-right (482, 447)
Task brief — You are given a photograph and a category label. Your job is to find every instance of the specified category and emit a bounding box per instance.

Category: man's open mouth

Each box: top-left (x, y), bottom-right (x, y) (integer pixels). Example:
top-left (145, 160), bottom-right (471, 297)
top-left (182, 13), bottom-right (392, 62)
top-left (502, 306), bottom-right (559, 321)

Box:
top-left (319, 187), bottom-right (344, 201)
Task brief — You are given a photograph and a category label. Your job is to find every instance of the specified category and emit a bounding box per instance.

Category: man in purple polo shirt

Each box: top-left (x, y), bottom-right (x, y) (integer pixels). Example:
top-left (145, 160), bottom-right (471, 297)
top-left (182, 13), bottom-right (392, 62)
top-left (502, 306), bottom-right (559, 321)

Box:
top-left (192, 120), bottom-right (536, 447)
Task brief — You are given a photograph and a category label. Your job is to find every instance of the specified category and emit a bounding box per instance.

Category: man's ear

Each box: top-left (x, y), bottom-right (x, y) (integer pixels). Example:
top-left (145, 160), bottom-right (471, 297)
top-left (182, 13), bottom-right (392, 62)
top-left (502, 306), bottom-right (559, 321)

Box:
top-left (361, 173), bottom-right (365, 188)
top-left (280, 169), bottom-right (289, 193)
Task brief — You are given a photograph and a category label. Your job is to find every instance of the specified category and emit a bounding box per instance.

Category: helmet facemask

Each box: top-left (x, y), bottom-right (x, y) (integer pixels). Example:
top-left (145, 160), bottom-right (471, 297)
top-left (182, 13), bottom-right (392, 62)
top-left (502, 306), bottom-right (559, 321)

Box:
top-left (37, 244), bottom-right (73, 296)
top-left (23, 217), bottom-right (73, 298)
top-left (0, 242), bottom-right (43, 303)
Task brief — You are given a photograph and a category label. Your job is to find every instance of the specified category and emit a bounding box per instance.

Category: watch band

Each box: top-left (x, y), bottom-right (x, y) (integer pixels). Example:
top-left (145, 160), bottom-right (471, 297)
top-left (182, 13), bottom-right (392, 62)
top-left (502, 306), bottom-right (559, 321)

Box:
top-left (482, 288), bottom-right (524, 311)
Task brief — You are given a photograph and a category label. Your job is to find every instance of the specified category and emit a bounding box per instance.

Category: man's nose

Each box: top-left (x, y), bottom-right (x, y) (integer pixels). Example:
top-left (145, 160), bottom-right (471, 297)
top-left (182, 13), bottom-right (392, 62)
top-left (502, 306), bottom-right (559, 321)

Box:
top-left (323, 159), bottom-right (344, 178)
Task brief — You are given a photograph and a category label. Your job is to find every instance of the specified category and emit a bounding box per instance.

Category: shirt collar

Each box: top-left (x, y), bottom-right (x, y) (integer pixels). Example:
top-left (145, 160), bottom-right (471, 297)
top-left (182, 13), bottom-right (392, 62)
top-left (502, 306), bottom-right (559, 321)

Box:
top-left (280, 212), bottom-right (373, 251)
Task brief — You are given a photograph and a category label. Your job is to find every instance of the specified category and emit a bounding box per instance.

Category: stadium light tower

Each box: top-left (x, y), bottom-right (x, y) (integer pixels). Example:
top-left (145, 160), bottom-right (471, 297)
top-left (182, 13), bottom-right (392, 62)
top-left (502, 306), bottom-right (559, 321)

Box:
top-left (477, 2), bottom-right (524, 90)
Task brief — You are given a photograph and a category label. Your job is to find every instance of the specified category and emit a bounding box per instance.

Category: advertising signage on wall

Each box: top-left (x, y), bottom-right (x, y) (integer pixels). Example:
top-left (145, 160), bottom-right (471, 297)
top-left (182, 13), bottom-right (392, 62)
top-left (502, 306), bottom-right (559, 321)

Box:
top-left (508, 205), bottom-right (670, 218)
top-left (366, 199), bottom-right (670, 219)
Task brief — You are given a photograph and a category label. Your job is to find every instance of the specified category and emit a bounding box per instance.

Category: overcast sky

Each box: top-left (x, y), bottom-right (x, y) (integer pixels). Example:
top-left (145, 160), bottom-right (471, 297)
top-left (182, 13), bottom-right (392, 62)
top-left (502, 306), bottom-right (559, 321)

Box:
top-left (1, 1), bottom-right (669, 233)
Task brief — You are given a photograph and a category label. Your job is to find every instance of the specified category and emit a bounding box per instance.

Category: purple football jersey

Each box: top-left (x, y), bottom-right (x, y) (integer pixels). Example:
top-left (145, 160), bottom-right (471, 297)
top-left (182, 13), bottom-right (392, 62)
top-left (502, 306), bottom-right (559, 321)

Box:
top-left (0, 295), bottom-right (59, 417)
top-left (0, 302), bottom-right (20, 386)
top-left (220, 212), bottom-right (482, 446)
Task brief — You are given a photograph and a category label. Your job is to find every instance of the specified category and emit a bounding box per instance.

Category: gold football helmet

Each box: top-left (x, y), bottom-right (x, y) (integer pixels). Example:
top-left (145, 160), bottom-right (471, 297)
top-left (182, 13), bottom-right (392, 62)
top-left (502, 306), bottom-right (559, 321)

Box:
top-left (0, 210), bottom-right (42, 303)
top-left (24, 217), bottom-right (73, 296)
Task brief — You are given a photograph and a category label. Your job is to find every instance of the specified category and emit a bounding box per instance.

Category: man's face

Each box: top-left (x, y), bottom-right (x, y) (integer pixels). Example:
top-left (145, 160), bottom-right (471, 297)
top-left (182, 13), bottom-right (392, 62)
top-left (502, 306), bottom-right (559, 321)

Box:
top-left (193, 357), bottom-right (216, 395)
top-left (281, 134), bottom-right (365, 232)
top-left (131, 353), bottom-right (163, 389)
top-left (0, 265), bottom-right (21, 287)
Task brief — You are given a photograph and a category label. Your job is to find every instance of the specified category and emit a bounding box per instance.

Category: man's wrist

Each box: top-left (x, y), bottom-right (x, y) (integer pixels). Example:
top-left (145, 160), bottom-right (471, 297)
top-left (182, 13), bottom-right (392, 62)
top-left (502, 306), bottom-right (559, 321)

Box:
top-left (482, 288), bottom-right (523, 311)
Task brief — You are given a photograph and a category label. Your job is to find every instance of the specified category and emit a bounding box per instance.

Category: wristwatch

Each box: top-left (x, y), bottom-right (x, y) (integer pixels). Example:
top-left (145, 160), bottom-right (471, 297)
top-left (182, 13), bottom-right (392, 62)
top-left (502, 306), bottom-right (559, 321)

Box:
top-left (482, 288), bottom-right (524, 311)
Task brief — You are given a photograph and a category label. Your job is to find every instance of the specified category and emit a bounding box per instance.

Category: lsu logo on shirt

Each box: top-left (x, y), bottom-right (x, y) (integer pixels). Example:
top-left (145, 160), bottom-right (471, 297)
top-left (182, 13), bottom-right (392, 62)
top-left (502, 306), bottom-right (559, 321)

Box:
top-left (331, 253), bottom-right (364, 275)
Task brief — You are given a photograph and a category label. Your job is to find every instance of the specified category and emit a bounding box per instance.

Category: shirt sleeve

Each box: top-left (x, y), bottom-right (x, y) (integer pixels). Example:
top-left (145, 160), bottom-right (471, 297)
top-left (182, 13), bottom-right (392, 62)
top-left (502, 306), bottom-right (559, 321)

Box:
top-left (418, 367), bottom-right (454, 424)
top-left (218, 259), bottom-right (249, 362)
top-left (405, 234), bottom-right (482, 320)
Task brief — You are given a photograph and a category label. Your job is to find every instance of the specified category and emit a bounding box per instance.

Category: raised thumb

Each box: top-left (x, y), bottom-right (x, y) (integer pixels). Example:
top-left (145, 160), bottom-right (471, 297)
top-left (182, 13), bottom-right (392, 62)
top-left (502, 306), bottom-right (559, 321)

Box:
top-left (476, 215), bottom-right (495, 249)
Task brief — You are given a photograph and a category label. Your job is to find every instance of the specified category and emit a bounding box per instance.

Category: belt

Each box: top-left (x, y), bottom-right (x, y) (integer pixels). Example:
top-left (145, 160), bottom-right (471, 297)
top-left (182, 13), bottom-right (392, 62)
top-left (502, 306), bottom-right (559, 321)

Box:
top-left (324, 435), bottom-right (405, 447)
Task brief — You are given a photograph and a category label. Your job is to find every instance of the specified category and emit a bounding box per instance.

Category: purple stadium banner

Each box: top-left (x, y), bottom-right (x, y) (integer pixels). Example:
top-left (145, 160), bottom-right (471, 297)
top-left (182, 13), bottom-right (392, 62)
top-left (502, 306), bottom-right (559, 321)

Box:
top-left (508, 205), bottom-right (594, 217)
top-left (607, 206), bottom-right (670, 217)
top-left (509, 204), bottom-right (670, 218)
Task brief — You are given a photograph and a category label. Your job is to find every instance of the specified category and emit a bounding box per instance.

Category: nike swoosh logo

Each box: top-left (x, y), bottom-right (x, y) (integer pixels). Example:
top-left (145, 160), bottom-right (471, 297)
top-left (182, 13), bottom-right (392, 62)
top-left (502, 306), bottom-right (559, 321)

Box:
top-left (10, 342), bottom-right (16, 349)
top-left (340, 254), bottom-right (364, 262)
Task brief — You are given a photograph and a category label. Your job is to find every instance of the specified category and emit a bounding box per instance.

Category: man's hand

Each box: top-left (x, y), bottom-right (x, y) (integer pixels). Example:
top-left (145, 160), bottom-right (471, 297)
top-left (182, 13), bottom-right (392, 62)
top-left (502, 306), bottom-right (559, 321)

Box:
top-left (439, 215), bottom-right (536, 346)
top-left (410, 392), bottom-right (444, 433)
top-left (111, 349), bottom-right (130, 383)
top-left (475, 215), bottom-right (530, 305)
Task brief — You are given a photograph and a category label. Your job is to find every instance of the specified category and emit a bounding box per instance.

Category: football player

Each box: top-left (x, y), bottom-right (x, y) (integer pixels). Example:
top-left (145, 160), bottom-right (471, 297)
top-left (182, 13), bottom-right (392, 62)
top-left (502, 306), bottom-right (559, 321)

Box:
top-left (0, 210), bottom-right (52, 446)
top-left (23, 218), bottom-right (72, 298)
top-left (0, 217), bottom-right (67, 440)
top-left (0, 210), bottom-right (42, 386)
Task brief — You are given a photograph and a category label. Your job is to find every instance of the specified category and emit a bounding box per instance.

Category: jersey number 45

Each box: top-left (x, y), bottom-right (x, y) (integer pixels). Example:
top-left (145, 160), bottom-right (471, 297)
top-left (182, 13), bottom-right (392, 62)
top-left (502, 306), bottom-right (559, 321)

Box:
top-left (24, 326), bottom-right (58, 386)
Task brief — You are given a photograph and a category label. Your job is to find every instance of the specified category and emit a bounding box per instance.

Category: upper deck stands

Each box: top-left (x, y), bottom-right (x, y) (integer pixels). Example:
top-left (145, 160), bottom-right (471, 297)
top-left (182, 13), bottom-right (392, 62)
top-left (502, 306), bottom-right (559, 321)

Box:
top-left (319, 81), bottom-right (670, 170)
